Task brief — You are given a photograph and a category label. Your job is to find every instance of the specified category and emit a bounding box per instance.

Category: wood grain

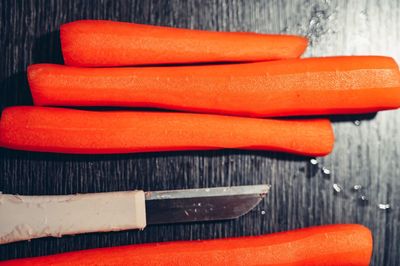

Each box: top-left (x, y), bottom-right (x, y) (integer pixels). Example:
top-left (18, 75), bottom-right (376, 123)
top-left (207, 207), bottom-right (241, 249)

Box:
top-left (0, 0), bottom-right (399, 265)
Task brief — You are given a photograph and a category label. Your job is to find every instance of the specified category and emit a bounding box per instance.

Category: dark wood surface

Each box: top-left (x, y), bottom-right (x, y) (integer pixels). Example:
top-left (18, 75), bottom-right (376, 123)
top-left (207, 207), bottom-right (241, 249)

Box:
top-left (1, 0), bottom-right (399, 264)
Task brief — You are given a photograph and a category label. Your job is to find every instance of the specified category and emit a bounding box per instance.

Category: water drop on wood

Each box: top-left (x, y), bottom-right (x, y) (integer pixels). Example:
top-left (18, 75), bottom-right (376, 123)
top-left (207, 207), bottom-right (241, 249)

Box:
top-left (378, 203), bottom-right (390, 210)
top-left (357, 195), bottom-right (368, 206)
top-left (322, 167), bottom-right (331, 176)
top-left (308, 158), bottom-right (320, 178)
top-left (261, 210), bottom-right (266, 215)
top-left (333, 183), bottom-right (343, 193)
top-left (352, 184), bottom-right (362, 191)
top-left (353, 120), bottom-right (361, 126)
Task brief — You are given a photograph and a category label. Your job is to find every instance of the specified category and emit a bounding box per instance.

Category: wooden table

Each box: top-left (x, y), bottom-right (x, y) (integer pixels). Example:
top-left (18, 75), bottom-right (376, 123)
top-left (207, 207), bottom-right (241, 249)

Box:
top-left (1, 1), bottom-right (399, 265)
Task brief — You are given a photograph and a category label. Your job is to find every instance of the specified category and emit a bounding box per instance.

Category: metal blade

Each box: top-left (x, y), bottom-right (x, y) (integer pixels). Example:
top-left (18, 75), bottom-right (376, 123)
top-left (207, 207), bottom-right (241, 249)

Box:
top-left (145, 185), bottom-right (269, 225)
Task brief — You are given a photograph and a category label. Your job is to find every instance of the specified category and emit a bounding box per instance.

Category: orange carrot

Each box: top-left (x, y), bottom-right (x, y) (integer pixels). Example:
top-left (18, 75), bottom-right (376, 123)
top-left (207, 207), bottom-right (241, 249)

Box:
top-left (28, 56), bottom-right (400, 117)
top-left (0, 106), bottom-right (334, 156)
top-left (0, 224), bottom-right (372, 266)
top-left (60, 20), bottom-right (308, 67)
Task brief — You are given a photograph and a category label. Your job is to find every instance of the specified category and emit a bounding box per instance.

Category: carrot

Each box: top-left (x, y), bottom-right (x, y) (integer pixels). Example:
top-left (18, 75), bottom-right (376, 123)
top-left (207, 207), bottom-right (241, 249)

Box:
top-left (28, 56), bottom-right (400, 117)
top-left (60, 20), bottom-right (308, 67)
top-left (0, 224), bottom-right (372, 266)
top-left (0, 106), bottom-right (334, 156)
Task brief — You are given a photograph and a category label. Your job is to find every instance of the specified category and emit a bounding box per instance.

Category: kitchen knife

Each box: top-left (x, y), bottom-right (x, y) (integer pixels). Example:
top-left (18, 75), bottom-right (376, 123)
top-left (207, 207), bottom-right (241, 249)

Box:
top-left (0, 185), bottom-right (269, 244)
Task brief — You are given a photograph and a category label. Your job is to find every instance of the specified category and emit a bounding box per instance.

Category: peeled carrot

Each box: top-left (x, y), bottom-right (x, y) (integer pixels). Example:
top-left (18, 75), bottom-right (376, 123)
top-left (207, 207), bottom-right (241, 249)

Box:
top-left (0, 224), bottom-right (372, 266)
top-left (28, 56), bottom-right (400, 117)
top-left (0, 106), bottom-right (333, 156)
top-left (60, 20), bottom-right (308, 67)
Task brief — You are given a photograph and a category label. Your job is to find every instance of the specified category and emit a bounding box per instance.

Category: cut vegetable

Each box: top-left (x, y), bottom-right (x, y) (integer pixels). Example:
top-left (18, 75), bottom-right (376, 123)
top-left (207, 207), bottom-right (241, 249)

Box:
top-left (0, 106), bottom-right (334, 156)
top-left (60, 20), bottom-right (308, 67)
top-left (0, 224), bottom-right (373, 266)
top-left (28, 56), bottom-right (400, 117)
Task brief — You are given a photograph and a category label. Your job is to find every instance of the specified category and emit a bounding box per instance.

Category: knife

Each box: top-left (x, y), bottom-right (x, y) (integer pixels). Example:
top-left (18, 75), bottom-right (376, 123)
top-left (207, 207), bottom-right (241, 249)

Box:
top-left (0, 185), bottom-right (269, 244)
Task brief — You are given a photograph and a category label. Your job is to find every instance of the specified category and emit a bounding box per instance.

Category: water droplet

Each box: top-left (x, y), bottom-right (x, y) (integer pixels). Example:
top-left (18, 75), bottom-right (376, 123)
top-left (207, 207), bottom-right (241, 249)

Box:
top-left (308, 158), bottom-right (320, 178)
top-left (378, 203), bottom-right (390, 210)
top-left (356, 195), bottom-right (369, 206)
top-left (333, 183), bottom-right (343, 193)
top-left (197, 203), bottom-right (202, 207)
top-left (261, 210), bottom-right (266, 215)
top-left (322, 167), bottom-right (331, 176)
top-left (353, 120), bottom-right (361, 126)
top-left (352, 185), bottom-right (362, 191)
top-left (309, 18), bottom-right (317, 27)
top-left (184, 210), bottom-right (189, 216)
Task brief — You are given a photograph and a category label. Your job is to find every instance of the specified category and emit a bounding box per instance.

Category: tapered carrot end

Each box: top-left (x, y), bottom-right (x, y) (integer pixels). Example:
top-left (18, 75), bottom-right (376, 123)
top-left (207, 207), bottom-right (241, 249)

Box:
top-left (60, 21), bottom-right (101, 66)
top-left (293, 35), bottom-right (308, 58)
top-left (27, 64), bottom-right (53, 106)
top-left (27, 64), bottom-right (41, 105)
top-left (60, 22), bottom-right (81, 66)
top-left (0, 108), bottom-right (14, 149)
top-left (315, 119), bottom-right (334, 156)
top-left (291, 224), bottom-right (373, 266)
top-left (355, 224), bottom-right (374, 257)
top-left (335, 224), bottom-right (373, 265)
top-left (288, 118), bottom-right (334, 156)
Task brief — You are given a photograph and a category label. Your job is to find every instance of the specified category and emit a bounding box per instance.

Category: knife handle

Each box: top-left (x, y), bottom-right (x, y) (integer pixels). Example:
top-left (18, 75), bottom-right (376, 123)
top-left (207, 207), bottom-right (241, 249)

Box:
top-left (0, 191), bottom-right (146, 244)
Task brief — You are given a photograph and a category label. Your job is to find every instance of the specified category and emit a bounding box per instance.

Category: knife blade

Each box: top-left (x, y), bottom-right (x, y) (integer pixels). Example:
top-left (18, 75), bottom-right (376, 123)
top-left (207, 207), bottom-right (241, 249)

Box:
top-left (0, 185), bottom-right (269, 245)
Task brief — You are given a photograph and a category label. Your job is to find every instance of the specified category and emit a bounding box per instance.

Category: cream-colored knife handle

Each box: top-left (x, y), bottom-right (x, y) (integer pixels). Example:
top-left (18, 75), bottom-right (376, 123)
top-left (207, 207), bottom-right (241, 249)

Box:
top-left (0, 191), bottom-right (146, 244)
